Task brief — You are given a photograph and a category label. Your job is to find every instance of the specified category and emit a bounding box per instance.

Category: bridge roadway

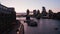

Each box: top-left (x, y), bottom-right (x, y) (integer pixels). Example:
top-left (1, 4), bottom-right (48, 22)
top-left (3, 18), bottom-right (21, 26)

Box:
top-left (19, 18), bottom-right (60, 34)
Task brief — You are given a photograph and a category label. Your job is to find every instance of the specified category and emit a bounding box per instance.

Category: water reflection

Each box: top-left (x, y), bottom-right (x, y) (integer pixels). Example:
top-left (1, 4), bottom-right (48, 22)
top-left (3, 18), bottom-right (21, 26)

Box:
top-left (17, 17), bottom-right (60, 34)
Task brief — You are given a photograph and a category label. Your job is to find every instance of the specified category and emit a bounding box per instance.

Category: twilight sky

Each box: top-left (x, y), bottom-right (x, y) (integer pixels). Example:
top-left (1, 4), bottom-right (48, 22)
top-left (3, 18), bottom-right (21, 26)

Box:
top-left (0, 0), bottom-right (60, 13)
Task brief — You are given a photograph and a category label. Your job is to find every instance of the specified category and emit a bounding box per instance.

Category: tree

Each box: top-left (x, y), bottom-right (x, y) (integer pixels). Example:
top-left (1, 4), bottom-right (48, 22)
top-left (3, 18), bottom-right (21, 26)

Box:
top-left (33, 10), bottom-right (37, 17)
top-left (26, 9), bottom-right (30, 20)
top-left (48, 10), bottom-right (53, 19)
top-left (41, 6), bottom-right (47, 16)
top-left (36, 10), bottom-right (41, 19)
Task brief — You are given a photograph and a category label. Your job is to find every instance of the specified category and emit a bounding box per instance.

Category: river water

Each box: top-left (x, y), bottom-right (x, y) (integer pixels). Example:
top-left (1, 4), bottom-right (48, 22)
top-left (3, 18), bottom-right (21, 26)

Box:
top-left (16, 17), bottom-right (60, 34)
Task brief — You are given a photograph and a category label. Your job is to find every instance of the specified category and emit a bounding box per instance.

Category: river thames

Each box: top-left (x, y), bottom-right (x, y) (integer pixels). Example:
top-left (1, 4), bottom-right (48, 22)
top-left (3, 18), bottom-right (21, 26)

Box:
top-left (16, 17), bottom-right (60, 34)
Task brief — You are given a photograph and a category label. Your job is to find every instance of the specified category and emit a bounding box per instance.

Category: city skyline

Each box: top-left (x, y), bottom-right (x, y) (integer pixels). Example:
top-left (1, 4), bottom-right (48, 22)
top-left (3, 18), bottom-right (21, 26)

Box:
top-left (0, 0), bottom-right (60, 13)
